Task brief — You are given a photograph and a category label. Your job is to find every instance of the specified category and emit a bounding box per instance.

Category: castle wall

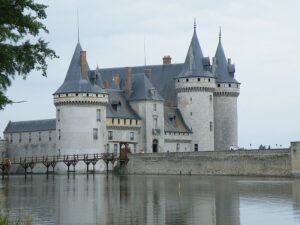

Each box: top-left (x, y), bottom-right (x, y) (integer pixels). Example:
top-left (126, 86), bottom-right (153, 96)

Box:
top-left (4, 130), bottom-right (56, 158)
top-left (214, 84), bottom-right (239, 150)
top-left (176, 77), bottom-right (215, 151)
top-left (130, 101), bottom-right (164, 153)
top-left (55, 103), bottom-right (107, 172)
top-left (164, 132), bottom-right (192, 152)
top-left (127, 149), bottom-right (291, 176)
top-left (106, 126), bottom-right (140, 154)
top-left (0, 138), bottom-right (7, 157)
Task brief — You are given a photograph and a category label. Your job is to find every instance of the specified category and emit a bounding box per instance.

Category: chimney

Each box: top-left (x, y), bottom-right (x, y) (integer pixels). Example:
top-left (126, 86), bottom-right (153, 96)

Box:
top-left (163, 55), bottom-right (172, 65)
top-left (103, 80), bottom-right (109, 89)
top-left (145, 68), bottom-right (152, 80)
top-left (124, 67), bottom-right (132, 97)
top-left (228, 58), bottom-right (231, 64)
top-left (112, 74), bottom-right (120, 88)
top-left (80, 51), bottom-right (87, 80)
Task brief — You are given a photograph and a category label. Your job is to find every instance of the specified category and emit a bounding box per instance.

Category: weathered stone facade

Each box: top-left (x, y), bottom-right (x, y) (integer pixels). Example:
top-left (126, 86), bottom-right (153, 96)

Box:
top-left (1, 26), bottom-right (241, 173)
top-left (127, 149), bottom-right (291, 177)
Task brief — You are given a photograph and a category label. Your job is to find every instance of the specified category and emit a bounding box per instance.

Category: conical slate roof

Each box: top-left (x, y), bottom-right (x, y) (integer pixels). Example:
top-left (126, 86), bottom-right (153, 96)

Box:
top-left (54, 43), bottom-right (106, 94)
top-left (129, 73), bottom-right (164, 101)
top-left (177, 29), bottom-right (212, 78)
top-left (214, 36), bottom-right (239, 84)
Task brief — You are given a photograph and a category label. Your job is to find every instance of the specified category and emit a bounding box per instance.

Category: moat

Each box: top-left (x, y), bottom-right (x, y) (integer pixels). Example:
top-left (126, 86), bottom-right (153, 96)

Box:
top-left (1, 174), bottom-right (300, 225)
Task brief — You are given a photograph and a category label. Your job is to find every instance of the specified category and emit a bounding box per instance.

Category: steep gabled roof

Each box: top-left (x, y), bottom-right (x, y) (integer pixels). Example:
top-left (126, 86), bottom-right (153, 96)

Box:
top-left (54, 43), bottom-right (106, 94)
top-left (4, 119), bottom-right (56, 133)
top-left (177, 29), bottom-right (213, 78)
top-left (164, 107), bottom-right (192, 133)
top-left (214, 34), bottom-right (239, 84)
top-left (129, 73), bottom-right (164, 101)
top-left (98, 63), bottom-right (182, 106)
top-left (106, 90), bottom-right (141, 119)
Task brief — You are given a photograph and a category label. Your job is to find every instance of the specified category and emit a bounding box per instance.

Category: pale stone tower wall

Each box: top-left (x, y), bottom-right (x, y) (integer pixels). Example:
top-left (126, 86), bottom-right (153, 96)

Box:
top-left (213, 83), bottom-right (239, 150)
top-left (54, 93), bottom-right (108, 172)
top-left (130, 101), bottom-right (165, 153)
top-left (176, 77), bottom-right (215, 151)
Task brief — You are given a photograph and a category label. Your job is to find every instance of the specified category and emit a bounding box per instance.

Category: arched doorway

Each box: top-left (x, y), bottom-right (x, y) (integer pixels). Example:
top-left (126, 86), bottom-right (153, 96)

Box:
top-left (152, 139), bottom-right (158, 153)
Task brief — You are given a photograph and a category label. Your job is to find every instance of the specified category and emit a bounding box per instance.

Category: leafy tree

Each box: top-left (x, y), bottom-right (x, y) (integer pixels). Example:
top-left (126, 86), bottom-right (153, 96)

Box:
top-left (0, 0), bottom-right (58, 109)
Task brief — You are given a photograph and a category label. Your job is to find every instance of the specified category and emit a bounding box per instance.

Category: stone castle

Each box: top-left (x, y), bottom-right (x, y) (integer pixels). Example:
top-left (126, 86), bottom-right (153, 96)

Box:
top-left (1, 25), bottom-right (240, 170)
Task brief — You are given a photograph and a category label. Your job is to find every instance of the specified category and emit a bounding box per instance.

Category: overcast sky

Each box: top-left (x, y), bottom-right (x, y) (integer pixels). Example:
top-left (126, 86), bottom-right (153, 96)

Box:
top-left (1, 0), bottom-right (300, 148)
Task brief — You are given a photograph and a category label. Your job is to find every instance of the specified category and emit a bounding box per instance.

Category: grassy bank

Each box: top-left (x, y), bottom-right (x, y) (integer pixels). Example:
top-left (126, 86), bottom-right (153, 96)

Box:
top-left (0, 212), bottom-right (32, 225)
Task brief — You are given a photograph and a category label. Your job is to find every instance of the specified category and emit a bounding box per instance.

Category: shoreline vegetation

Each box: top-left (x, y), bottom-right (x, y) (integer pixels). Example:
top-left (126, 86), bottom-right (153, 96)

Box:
top-left (0, 212), bottom-right (32, 225)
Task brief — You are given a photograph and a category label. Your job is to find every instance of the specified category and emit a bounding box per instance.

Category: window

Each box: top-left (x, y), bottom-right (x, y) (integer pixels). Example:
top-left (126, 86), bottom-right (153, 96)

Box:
top-left (108, 131), bottom-right (113, 140)
top-left (136, 120), bottom-right (138, 125)
top-left (186, 78), bottom-right (189, 82)
top-left (93, 128), bottom-right (98, 140)
top-left (96, 109), bottom-right (101, 121)
top-left (130, 119), bottom-right (132, 125)
top-left (106, 144), bottom-right (110, 153)
top-left (57, 109), bottom-right (60, 122)
top-left (218, 84), bottom-right (221, 87)
top-left (153, 104), bottom-right (157, 111)
top-left (118, 119), bottom-right (120, 124)
top-left (176, 143), bottom-right (180, 152)
top-left (229, 84), bottom-right (231, 87)
top-left (210, 121), bottom-right (213, 132)
top-left (208, 78), bottom-right (211, 82)
top-left (19, 133), bottom-right (22, 143)
top-left (10, 134), bottom-right (13, 143)
top-left (190, 112), bottom-right (192, 116)
top-left (114, 144), bottom-right (118, 155)
top-left (133, 144), bottom-right (137, 153)
top-left (194, 144), bottom-right (198, 152)
top-left (130, 132), bottom-right (134, 141)
top-left (49, 131), bottom-right (52, 141)
top-left (153, 116), bottom-right (158, 129)
top-left (197, 78), bottom-right (200, 82)
top-left (209, 95), bottom-right (213, 101)
top-left (112, 118), bottom-right (114, 124)
top-left (38, 132), bottom-right (41, 142)
top-left (190, 97), bottom-right (192, 102)
top-left (58, 129), bottom-right (61, 140)
top-left (29, 132), bottom-right (31, 143)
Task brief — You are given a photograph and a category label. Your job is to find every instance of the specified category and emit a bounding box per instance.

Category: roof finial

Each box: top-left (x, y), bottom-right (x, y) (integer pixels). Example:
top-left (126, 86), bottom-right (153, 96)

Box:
top-left (77, 9), bottom-right (80, 43)
top-left (219, 26), bottom-right (222, 42)
top-left (194, 18), bottom-right (196, 32)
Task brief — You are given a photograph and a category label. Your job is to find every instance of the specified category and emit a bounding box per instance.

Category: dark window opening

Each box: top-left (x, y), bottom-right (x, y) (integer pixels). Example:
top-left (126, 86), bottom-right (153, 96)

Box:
top-left (153, 139), bottom-right (158, 153)
top-left (194, 144), bottom-right (198, 152)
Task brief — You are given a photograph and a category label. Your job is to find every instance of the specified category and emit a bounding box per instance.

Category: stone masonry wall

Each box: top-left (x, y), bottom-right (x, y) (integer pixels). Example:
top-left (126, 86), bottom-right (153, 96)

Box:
top-left (127, 149), bottom-right (291, 177)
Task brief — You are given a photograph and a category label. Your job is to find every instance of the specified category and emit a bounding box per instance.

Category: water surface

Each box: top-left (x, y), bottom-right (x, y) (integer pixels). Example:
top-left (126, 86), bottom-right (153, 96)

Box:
top-left (1, 174), bottom-right (300, 225)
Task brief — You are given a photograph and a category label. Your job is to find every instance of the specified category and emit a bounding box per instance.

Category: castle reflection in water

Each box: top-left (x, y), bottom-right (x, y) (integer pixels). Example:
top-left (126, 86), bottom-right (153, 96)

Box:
top-left (1, 175), bottom-right (300, 225)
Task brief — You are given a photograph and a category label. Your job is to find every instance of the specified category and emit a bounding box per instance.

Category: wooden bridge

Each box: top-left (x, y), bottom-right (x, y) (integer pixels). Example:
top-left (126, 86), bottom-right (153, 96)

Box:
top-left (0, 153), bottom-right (125, 177)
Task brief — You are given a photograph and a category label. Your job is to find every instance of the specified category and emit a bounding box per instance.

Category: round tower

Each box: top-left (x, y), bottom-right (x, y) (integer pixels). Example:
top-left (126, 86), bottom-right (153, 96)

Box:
top-left (175, 25), bottom-right (215, 151)
top-left (213, 30), bottom-right (240, 150)
top-left (53, 43), bottom-right (108, 172)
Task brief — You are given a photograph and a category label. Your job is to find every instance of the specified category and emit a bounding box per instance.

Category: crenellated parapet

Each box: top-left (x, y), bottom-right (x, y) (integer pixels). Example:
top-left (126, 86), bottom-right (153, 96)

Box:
top-left (53, 93), bottom-right (108, 106)
top-left (175, 77), bottom-right (216, 93)
top-left (214, 83), bottom-right (240, 97)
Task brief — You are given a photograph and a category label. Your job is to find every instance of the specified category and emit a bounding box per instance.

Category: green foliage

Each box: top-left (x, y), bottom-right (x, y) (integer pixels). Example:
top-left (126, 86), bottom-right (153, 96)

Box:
top-left (0, 211), bottom-right (33, 225)
top-left (0, 0), bottom-right (58, 109)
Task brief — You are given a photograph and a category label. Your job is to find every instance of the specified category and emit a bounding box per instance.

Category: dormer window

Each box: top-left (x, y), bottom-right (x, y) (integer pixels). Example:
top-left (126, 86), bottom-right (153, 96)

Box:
top-left (168, 113), bottom-right (176, 124)
top-left (149, 88), bottom-right (156, 96)
top-left (111, 100), bottom-right (121, 111)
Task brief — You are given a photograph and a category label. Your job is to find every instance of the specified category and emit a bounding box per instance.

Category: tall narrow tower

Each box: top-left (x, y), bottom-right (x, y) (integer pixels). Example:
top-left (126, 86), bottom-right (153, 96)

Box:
top-left (53, 42), bottom-right (108, 171)
top-left (213, 30), bottom-right (240, 150)
top-left (175, 24), bottom-right (215, 151)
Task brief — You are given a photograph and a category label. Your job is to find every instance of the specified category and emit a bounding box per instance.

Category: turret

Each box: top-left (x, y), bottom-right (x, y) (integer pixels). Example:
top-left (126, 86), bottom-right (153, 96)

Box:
top-left (53, 42), bottom-right (108, 172)
top-left (212, 29), bottom-right (240, 150)
top-left (128, 70), bottom-right (165, 153)
top-left (175, 23), bottom-right (215, 151)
